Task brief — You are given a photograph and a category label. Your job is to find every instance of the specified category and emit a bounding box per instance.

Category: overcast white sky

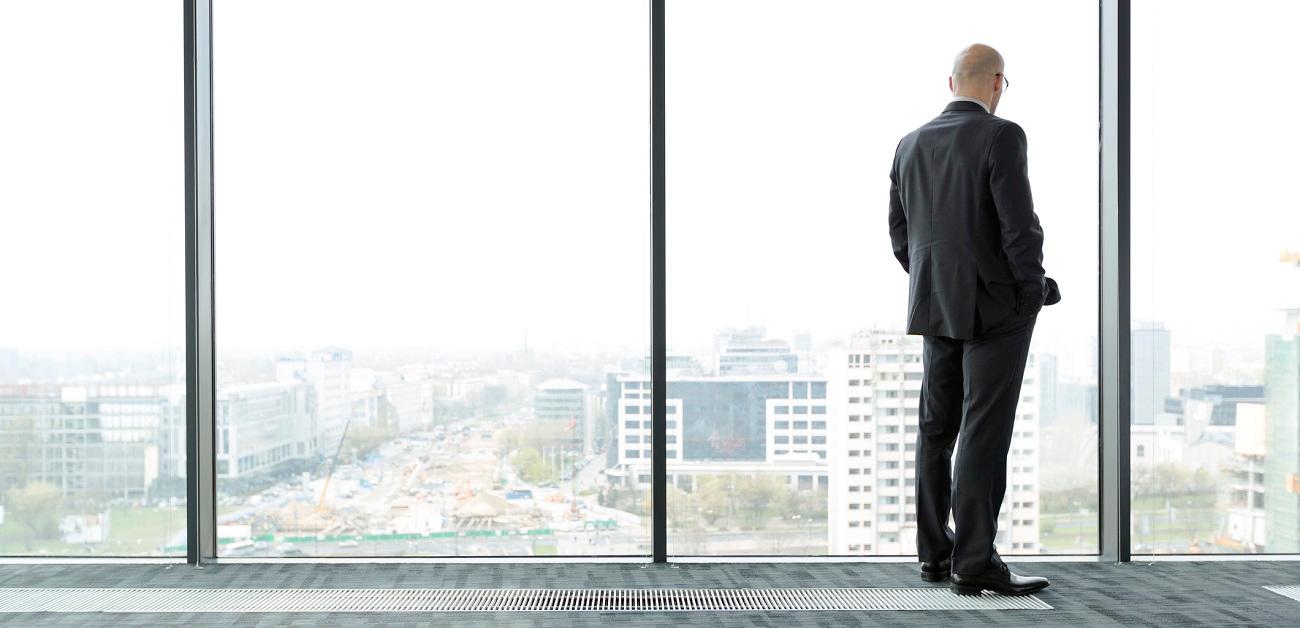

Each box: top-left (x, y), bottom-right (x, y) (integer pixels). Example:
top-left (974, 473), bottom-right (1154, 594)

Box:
top-left (1130, 0), bottom-right (1300, 354)
top-left (1, 1), bottom-right (1296, 383)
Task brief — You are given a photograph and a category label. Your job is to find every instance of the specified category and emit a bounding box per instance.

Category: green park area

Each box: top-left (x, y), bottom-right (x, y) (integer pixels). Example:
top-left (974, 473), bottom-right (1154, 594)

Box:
top-left (1040, 493), bottom-right (1222, 554)
top-left (0, 505), bottom-right (186, 556)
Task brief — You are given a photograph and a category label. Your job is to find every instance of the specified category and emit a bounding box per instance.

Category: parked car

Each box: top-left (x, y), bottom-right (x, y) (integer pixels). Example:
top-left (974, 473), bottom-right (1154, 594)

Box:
top-left (275, 544), bottom-right (305, 557)
top-left (224, 540), bottom-right (256, 556)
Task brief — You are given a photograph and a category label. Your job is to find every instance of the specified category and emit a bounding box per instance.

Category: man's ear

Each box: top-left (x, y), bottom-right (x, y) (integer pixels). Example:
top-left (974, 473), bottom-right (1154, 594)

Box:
top-left (948, 76), bottom-right (955, 93)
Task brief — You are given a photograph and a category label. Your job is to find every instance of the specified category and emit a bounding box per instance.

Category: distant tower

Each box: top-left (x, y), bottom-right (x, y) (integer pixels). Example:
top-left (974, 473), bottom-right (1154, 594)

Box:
top-left (1132, 321), bottom-right (1171, 425)
top-left (1264, 251), bottom-right (1300, 552)
top-left (712, 326), bottom-right (799, 375)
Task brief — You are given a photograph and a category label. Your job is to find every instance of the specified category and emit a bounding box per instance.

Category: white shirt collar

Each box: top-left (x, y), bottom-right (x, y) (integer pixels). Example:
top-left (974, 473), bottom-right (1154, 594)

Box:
top-left (949, 95), bottom-right (991, 113)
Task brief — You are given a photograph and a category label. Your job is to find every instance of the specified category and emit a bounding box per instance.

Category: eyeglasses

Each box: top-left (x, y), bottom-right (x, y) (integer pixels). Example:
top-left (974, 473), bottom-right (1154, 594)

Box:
top-left (995, 72), bottom-right (1010, 91)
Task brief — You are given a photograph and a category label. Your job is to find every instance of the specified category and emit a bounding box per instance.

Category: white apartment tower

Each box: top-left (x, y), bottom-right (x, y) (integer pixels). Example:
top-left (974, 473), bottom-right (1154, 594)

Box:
top-left (828, 330), bottom-right (1041, 555)
top-left (276, 348), bottom-right (353, 459)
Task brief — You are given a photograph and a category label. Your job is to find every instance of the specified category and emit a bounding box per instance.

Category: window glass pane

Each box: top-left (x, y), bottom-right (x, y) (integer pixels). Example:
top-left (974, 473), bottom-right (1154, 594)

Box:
top-left (1131, 0), bottom-right (1300, 554)
top-left (215, 0), bottom-right (648, 557)
top-left (0, 0), bottom-right (185, 556)
top-left (665, 0), bottom-right (1098, 556)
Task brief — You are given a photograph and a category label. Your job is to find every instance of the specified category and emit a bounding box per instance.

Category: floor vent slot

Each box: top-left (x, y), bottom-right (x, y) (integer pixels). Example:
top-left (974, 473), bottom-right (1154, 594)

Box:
top-left (1264, 585), bottom-right (1300, 603)
top-left (0, 587), bottom-right (1052, 613)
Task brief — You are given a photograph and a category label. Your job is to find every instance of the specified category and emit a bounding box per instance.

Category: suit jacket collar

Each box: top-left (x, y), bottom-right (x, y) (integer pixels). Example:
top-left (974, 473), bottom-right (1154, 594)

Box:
top-left (943, 100), bottom-right (989, 114)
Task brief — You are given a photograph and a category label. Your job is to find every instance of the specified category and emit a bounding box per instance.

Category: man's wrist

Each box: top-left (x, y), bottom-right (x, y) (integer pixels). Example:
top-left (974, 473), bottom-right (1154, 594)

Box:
top-left (1016, 281), bottom-right (1045, 315)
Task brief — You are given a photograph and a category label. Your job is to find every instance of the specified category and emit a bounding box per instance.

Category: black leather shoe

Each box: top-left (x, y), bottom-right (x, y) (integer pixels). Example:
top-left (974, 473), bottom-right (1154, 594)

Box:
top-left (950, 562), bottom-right (1049, 596)
top-left (920, 559), bottom-right (950, 582)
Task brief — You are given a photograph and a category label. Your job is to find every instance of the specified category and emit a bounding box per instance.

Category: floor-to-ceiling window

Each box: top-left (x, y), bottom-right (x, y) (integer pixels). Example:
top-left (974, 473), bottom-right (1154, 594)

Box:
top-left (663, 0), bottom-right (1099, 556)
top-left (15, 1), bottom-right (1293, 564)
top-left (0, 1), bottom-right (186, 556)
top-left (1130, 0), bottom-right (1300, 554)
top-left (212, 0), bottom-right (650, 557)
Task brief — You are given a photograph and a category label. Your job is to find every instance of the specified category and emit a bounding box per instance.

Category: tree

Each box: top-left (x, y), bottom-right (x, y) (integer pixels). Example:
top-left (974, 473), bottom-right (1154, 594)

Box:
top-left (148, 475), bottom-right (187, 502)
top-left (694, 476), bottom-right (730, 526)
top-left (4, 482), bottom-right (63, 548)
top-left (734, 475), bottom-right (784, 531)
top-left (502, 420), bottom-right (566, 451)
top-left (1041, 483), bottom-right (1097, 514)
top-left (666, 486), bottom-right (694, 531)
top-left (511, 448), bottom-right (555, 485)
top-left (341, 423), bottom-right (397, 461)
top-left (1133, 463), bottom-right (1217, 500)
top-left (801, 487), bottom-right (828, 522)
top-left (775, 484), bottom-right (802, 521)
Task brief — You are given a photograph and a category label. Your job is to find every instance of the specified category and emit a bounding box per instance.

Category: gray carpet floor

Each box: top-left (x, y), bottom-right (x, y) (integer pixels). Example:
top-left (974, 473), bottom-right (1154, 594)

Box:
top-left (1, 560), bottom-right (1297, 627)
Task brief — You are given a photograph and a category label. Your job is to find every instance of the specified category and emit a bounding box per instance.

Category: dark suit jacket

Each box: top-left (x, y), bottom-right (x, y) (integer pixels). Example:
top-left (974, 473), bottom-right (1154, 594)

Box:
top-left (888, 99), bottom-right (1060, 340)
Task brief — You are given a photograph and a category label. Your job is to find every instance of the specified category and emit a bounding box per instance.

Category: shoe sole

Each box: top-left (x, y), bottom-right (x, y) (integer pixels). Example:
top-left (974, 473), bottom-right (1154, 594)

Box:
top-left (952, 582), bottom-right (1049, 596)
top-left (921, 572), bottom-right (950, 582)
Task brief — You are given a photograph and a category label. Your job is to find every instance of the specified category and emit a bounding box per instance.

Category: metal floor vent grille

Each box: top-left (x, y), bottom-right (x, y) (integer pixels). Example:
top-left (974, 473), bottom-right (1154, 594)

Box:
top-left (1264, 585), bottom-right (1300, 603)
top-left (0, 587), bottom-right (1050, 613)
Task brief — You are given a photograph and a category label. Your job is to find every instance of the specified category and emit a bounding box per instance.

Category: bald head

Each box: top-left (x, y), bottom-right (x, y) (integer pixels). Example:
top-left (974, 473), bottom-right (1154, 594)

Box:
top-left (949, 43), bottom-right (1007, 113)
top-left (951, 43), bottom-right (1004, 88)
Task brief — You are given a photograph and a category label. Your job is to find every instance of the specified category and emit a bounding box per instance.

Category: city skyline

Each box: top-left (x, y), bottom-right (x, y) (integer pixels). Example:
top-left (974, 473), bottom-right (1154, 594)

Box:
top-left (12, 311), bottom-right (1288, 557)
top-left (2, 0), bottom-right (1297, 561)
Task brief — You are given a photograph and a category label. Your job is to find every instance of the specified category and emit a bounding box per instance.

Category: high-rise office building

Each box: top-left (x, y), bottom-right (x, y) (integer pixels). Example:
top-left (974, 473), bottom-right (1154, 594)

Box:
top-left (276, 349), bottom-right (352, 460)
top-left (535, 378), bottom-right (591, 453)
top-left (535, 379), bottom-right (588, 424)
top-left (713, 327), bottom-right (800, 375)
top-left (1133, 321), bottom-right (1172, 425)
top-left (1226, 403), bottom-right (1267, 551)
top-left (1177, 385), bottom-right (1266, 426)
top-left (1038, 353), bottom-right (1059, 425)
top-left (0, 384), bottom-right (183, 501)
top-left (342, 369), bottom-right (430, 436)
top-left (377, 374), bottom-right (428, 434)
top-left (216, 382), bottom-right (313, 480)
top-left (607, 373), bottom-right (829, 491)
top-left (827, 330), bottom-right (1041, 555)
top-left (1264, 254), bottom-right (1300, 552)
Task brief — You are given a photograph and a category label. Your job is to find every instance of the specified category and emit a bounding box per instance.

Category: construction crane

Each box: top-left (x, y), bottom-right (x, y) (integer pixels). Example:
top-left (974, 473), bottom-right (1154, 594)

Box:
top-left (317, 416), bottom-right (353, 511)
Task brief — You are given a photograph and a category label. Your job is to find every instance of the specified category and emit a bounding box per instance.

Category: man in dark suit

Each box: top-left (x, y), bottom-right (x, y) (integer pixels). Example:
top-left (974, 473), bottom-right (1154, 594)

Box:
top-left (888, 43), bottom-right (1060, 596)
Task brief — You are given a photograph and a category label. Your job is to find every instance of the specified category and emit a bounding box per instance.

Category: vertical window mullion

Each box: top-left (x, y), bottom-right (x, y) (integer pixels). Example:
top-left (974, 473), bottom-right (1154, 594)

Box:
top-left (1099, 0), bottom-right (1131, 563)
top-left (184, 0), bottom-right (217, 565)
top-left (650, 0), bottom-right (667, 564)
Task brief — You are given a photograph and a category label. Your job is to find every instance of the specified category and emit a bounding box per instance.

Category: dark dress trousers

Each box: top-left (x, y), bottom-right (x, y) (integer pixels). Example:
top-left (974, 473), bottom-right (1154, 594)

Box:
top-left (888, 99), bottom-right (1060, 575)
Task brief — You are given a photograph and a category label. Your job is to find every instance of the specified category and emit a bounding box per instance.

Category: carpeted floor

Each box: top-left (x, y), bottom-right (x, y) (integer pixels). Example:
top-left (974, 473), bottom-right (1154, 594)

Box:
top-left (0, 560), bottom-right (1297, 627)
